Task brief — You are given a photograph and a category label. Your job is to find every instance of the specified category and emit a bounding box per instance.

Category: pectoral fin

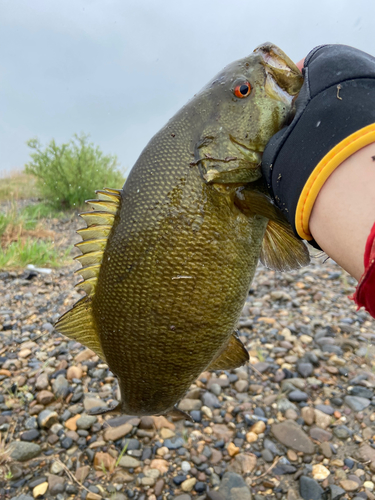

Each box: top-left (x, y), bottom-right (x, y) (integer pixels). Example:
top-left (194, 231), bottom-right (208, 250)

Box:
top-left (234, 187), bottom-right (310, 271)
top-left (208, 332), bottom-right (249, 371)
top-left (260, 219), bottom-right (310, 271)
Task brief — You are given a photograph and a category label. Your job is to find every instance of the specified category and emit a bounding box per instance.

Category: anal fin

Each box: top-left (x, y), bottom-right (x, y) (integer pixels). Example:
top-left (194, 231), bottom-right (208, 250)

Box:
top-left (54, 296), bottom-right (107, 362)
top-left (207, 332), bottom-right (249, 371)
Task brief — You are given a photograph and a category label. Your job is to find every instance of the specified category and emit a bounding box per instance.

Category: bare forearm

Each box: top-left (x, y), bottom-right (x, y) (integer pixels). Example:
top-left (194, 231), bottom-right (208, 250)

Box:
top-left (309, 143), bottom-right (375, 281)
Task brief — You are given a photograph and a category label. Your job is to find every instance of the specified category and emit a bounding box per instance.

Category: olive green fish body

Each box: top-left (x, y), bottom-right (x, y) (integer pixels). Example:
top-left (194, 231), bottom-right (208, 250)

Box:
top-left (56, 43), bottom-right (309, 417)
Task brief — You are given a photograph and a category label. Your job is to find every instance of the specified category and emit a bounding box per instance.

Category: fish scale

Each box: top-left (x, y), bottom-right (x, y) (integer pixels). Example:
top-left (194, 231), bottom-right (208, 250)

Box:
top-left (56, 43), bottom-right (310, 417)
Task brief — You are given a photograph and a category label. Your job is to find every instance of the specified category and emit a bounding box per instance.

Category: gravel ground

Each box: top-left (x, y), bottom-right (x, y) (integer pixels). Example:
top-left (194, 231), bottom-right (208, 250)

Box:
top-left (1, 212), bottom-right (375, 500)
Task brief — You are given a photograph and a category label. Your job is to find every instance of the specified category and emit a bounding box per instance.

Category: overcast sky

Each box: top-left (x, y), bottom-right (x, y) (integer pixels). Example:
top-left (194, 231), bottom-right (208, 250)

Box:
top-left (1, 0), bottom-right (374, 178)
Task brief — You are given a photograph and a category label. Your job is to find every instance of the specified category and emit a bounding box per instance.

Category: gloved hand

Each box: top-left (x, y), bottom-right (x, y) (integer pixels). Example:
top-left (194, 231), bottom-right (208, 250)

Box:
top-left (262, 44), bottom-right (375, 248)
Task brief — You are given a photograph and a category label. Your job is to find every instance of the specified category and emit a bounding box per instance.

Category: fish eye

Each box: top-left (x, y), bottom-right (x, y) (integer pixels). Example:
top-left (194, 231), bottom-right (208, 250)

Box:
top-left (234, 82), bottom-right (251, 98)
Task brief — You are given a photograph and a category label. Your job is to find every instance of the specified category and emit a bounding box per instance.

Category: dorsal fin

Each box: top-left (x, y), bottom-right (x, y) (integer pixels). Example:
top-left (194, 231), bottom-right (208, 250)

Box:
top-left (55, 187), bottom-right (122, 360)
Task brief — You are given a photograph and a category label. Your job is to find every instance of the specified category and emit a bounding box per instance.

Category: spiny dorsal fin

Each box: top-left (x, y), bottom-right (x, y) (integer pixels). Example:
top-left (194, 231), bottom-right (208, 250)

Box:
top-left (96, 190), bottom-right (121, 203)
top-left (75, 264), bottom-right (101, 281)
top-left (55, 296), bottom-right (107, 361)
top-left (77, 225), bottom-right (113, 241)
top-left (75, 239), bottom-right (108, 254)
top-left (86, 200), bottom-right (118, 214)
top-left (55, 187), bottom-right (122, 359)
top-left (74, 186), bottom-right (122, 294)
top-left (207, 332), bottom-right (249, 371)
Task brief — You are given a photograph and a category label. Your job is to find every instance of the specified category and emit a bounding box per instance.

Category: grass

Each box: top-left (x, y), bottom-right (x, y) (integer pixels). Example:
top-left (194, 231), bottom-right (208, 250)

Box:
top-left (0, 171), bottom-right (39, 202)
top-left (0, 184), bottom-right (72, 269)
top-left (0, 238), bottom-right (71, 269)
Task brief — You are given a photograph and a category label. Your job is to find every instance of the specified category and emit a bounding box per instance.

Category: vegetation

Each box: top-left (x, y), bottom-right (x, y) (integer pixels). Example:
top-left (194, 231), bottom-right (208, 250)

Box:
top-left (0, 238), bottom-right (71, 269)
top-left (0, 172), bottom-right (39, 202)
top-left (0, 202), bottom-right (71, 269)
top-left (0, 133), bottom-right (123, 269)
top-left (25, 133), bottom-right (124, 209)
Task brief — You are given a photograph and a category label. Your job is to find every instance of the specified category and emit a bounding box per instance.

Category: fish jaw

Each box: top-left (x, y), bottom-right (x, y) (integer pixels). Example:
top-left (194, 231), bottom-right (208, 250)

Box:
top-left (254, 42), bottom-right (304, 99)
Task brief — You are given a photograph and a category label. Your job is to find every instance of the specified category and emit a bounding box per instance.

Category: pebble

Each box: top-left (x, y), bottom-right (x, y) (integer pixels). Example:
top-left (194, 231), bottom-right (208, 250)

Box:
top-left (38, 409), bottom-right (59, 428)
top-left (118, 455), bottom-right (140, 468)
top-left (219, 472), bottom-right (251, 500)
top-left (340, 480), bottom-right (359, 491)
top-left (104, 422), bottom-right (132, 441)
top-left (76, 415), bottom-right (98, 430)
top-left (312, 464), bottom-right (330, 480)
top-left (9, 442), bottom-right (41, 462)
top-left (299, 476), bottom-right (324, 500)
top-left (272, 420), bottom-right (315, 454)
top-left (288, 390), bottom-right (309, 402)
top-left (345, 396), bottom-right (371, 412)
top-left (181, 477), bottom-right (196, 492)
top-left (2, 226), bottom-right (375, 500)
top-left (33, 482), bottom-right (48, 498)
top-left (179, 398), bottom-right (202, 411)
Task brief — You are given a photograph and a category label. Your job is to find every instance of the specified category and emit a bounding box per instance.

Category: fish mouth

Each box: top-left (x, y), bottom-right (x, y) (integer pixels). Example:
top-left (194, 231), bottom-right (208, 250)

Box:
top-left (254, 42), bottom-right (303, 104)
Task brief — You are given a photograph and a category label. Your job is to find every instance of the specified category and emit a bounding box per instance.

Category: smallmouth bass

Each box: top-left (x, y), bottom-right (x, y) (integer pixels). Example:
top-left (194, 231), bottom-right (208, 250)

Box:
top-left (56, 43), bottom-right (309, 418)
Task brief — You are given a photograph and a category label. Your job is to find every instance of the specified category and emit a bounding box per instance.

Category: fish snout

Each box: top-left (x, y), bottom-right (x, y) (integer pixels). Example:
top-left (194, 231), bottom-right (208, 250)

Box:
top-left (254, 42), bottom-right (304, 100)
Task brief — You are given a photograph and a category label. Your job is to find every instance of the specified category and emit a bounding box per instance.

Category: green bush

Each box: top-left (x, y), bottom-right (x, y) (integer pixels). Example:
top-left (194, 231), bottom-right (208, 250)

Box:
top-left (25, 134), bottom-right (124, 209)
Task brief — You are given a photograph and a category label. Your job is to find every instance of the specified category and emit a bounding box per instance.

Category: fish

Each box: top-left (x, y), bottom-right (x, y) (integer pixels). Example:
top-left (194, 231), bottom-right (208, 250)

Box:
top-left (55, 42), bottom-right (310, 418)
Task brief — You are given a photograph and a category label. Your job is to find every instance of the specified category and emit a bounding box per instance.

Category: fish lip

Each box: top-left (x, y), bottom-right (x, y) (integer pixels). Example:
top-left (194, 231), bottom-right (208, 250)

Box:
top-left (254, 42), bottom-right (303, 97)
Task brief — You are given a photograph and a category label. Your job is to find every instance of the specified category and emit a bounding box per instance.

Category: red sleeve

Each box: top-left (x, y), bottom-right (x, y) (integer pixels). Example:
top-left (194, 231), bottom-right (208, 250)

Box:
top-left (351, 221), bottom-right (375, 318)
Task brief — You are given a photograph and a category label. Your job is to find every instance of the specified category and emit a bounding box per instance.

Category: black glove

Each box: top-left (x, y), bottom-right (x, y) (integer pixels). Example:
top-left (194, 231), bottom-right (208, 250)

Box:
top-left (262, 44), bottom-right (375, 248)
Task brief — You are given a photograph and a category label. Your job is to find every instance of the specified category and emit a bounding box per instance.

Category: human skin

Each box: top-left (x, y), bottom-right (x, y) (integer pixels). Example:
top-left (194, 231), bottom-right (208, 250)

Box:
top-left (295, 58), bottom-right (375, 281)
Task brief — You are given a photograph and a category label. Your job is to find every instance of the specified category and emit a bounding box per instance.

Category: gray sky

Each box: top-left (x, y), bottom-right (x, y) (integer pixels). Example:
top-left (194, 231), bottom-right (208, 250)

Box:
top-left (0, 0), bottom-right (374, 178)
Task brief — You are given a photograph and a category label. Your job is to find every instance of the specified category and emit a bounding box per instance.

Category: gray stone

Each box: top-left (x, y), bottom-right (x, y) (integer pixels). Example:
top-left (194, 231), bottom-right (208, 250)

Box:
top-left (272, 420), bottom-right (315, 454)
top-left (164, 437), bottom-right (184, 449)
top-left (219, 472), bottom-right (251, 500)
top-left (297, 363), bottom-right (314, 378)
top-left (202, 391), bottom-right (221, 408)
top-left (263, 438), bottom-right (284, 456)
top-left (344, 396), bottom-right (371, 412)
top-left (52, 375), bottom-right (69, 398)
top-left (277, 398), bottom-right (298, 412)
top-left (11, 496), bottom-right (34, 500)
top-left (209, 383), bottom-right (222, 396)
top-left (76, 415), bottom-right (98, 430)
top-left (288, 390), bottom-right (309, 402)
top-left (333, 426), bottom-right (353, 439)
top-left (9, 441), bottom-right (41, 462)
top-left (349, 386), bottom-right (374, 399)
top-left (315, 404), bottom-right (334, 415)
top-left (20, 429), bottom-right (40, 441)
top-left (299, 476), bottom-right (324, 500)
top-left (309, 427), bottom-right (332, 442)
top-left (261, 449), bottom-right (274, 462)
top-left (118, 455), bottom-right (141, 468)
top-left (329, 485), bottom-right (346, 500)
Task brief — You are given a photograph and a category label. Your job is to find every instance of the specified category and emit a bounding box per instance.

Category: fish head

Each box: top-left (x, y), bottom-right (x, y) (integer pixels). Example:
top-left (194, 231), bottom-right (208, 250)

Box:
top-left (193, 42), bottom-right (303, 184)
